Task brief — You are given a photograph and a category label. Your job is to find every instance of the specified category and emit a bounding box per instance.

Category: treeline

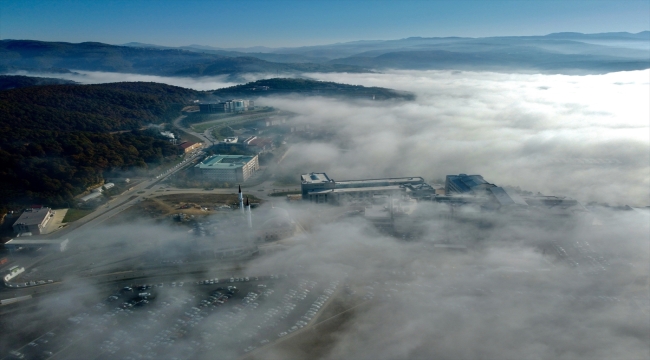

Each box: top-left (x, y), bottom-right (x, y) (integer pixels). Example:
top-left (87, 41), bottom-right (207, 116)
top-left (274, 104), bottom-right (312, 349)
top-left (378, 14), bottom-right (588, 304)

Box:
top-left (0, 82), bottom-right (199, 132)
top-left (0, 75), bottom-right (76, 91)
top-left (0, 81), bottom-right (200, 207)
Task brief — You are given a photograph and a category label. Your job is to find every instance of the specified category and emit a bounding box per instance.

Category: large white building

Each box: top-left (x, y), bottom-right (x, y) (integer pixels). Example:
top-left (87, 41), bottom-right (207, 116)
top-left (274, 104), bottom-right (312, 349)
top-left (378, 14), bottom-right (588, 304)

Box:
top-left (195, 154), bottom-right (260, 182)
top-left (301, 173), bottom-right (431, 204)
top-left (199, 99), bottom-right (254, 113)
top-left (12, 207), bottom-right (52, 235)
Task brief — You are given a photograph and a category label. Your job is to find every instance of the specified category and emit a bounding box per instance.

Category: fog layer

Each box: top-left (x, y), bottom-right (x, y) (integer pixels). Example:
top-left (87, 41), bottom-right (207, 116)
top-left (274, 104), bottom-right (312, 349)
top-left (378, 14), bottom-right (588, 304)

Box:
top-left (265, 70), bottom-right (649, 206)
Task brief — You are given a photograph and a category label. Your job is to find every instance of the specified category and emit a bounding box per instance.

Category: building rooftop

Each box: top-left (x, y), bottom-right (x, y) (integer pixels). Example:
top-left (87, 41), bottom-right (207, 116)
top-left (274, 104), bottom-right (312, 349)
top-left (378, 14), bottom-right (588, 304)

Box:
top-left (446, 174), bottom-right (493, 193)
top-left (5, 238), bottom-right (68, 245)
top-left (489, 187), bottom-right (528, 206)
top-left (301, 173), bottom-right (332, 184)
top-left (307, 185), bottom-right (404, 194)
top-left (180, 141), bottom-right (198, 149)
top-left (301, 173), bottom-right (424, 187)
top-left (336, 177), bottom-right (424, 188)
top-left (13, 207), bottom-right (51, 226)
top-left (196, 155), bottom-right (255, 170)
top-left (80, 192), bottom-right (102, 202)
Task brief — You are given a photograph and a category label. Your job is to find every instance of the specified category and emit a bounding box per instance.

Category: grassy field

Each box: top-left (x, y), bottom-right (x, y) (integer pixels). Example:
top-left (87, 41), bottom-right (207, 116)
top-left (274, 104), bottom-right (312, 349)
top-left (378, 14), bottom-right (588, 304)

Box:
top-left (191, 109), bottom-right (277, 133)
top-left (62, 208), bottom-right (94, 223)
top-left (174, 127), bottom-right (204, 144)
top-left (104, 192), bottom-right (264, 224)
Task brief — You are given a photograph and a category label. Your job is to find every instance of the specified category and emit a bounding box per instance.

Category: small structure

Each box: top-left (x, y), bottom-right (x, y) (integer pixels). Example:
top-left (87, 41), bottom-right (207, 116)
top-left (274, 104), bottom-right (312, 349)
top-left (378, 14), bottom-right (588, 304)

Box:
top-left (80, 192), bottom-right (102, 203)
top-left (244, 137), bottom-right (274, 153)
top-left (4, 238), bottom-right (69, 252)
top-left (179, 141), bottom-right (202, 154)
top-left (195, 154), bottom-right (260, 182)
top-left (91, 183), bottom-right (114, 193)
top-left (12, 207), bottom-right (52, 235)
top-left (215, 136), bottom-right (273, 155)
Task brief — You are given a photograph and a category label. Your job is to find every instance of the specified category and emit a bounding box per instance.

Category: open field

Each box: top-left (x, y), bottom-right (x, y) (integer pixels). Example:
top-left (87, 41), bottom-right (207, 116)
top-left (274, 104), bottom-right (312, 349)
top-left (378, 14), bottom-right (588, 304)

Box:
top-left (103, 193), bottom-right (262, 224)
top-left (189, 108), bottom-right (276, 132)
top-left (62, 208), bottom-right (94, 223)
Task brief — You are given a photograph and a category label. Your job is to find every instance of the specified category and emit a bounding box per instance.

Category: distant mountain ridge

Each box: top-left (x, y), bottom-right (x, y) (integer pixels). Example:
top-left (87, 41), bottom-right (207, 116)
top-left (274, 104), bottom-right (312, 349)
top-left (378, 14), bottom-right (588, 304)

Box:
top-left (120, 31), bottom-right (649, 74)
top-left (0, 40), bottom-right (368, 77)
top-left (1, 32), bottom-right (648, 77)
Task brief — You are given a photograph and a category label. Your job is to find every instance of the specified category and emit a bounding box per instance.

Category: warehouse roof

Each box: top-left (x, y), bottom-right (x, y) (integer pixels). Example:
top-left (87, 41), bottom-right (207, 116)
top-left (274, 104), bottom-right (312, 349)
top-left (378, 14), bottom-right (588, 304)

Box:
top-left (196, 155), bottom-right (256, 170)
top-left (13, 207), bottom-right (51, 226)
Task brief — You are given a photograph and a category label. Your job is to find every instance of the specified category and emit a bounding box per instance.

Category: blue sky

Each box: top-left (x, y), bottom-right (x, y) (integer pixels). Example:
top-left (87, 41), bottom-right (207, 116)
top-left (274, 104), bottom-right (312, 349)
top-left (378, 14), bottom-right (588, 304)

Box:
top-left (1, 0), bottom-right (649, 48)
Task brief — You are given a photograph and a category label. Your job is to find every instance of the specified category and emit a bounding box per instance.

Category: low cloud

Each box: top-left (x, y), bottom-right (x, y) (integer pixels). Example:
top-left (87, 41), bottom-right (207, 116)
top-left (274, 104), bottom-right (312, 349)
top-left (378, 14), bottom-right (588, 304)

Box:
top-left (261, 69), bottom-right (649, 206)
top-left (3, 69), bottom-right (647, 359)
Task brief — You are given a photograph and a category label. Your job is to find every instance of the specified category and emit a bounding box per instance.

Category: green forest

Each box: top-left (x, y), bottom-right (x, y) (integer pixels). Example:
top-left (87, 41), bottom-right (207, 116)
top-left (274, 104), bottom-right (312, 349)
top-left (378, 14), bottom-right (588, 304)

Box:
top-left (0, 75), bottom-right (76, 91)
top-left (211, 78), bottom-right (415, 100)
top-left (0, 81), bottom-right (201, 208)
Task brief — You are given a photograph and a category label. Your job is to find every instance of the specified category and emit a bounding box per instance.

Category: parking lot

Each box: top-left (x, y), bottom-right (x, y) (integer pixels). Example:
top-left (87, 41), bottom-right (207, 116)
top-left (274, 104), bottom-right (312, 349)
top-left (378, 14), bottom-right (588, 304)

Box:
top-left (2, 275), bottom-right (340, 360)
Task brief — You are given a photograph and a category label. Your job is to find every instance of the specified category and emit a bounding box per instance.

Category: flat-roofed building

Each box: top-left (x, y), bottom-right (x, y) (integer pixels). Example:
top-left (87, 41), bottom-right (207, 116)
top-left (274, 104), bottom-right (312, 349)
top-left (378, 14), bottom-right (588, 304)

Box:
top-left (301, 172), bottom-right (430, 204)
top-left (445, 174), bottom-right (496, 195)
top-left (179, 141), bottom-right (202, 154)
top-left (195, 154), bottom-right (260, 182)
top-left (12, 207), bottom-right (52, 235)
top-left (199, 99), bottom-right (254, 114)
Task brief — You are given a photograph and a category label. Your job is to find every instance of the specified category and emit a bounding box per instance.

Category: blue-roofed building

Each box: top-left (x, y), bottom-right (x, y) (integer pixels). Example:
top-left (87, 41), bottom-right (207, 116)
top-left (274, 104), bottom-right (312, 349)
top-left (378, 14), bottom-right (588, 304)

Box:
top-left (445, 174), bottom-right (496, 195)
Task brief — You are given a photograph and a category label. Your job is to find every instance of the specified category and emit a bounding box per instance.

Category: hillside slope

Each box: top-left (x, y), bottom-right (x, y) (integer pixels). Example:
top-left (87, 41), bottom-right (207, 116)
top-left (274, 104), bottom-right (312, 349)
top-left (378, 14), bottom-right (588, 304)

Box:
top-left (0, 82), bottom-right (199, 207)
top-left (0, 75), bottom-right (76, 91)
top-left (211, 78), bottom-right (414, 100)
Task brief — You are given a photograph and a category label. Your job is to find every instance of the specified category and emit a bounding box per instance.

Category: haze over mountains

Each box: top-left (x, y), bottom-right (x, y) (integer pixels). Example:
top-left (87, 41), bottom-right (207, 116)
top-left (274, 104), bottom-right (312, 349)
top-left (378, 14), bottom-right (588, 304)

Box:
top-left (1, 32), bottom-right (648, 77)
top-left (123, 31), bottom-right (650, 73)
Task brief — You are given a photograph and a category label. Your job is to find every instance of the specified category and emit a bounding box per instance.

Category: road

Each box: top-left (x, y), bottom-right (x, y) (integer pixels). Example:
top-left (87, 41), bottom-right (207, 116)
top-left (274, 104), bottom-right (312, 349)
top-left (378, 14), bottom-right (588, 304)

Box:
top-left (46, 150), bottom-right (205, 242)
top-left (172, 115), bottom-right (215, 145)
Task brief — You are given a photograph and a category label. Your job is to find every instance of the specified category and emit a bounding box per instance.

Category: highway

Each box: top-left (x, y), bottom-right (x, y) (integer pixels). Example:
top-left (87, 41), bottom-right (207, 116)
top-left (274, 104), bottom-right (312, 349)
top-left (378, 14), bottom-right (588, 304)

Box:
top-left (173, 114), bottom-right (215, 145)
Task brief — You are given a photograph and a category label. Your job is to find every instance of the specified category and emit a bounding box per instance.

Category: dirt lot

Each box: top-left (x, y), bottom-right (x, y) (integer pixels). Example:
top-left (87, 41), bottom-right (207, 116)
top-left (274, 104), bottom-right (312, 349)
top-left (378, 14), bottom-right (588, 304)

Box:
top-left (105, 193), bottom-right (262, 224)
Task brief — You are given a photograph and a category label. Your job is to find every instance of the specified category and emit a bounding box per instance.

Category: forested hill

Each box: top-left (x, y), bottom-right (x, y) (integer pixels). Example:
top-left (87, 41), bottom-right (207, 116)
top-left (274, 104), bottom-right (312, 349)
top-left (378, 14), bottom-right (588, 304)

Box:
top-left (0, 82), bottom-right (199, 132)
top-left (0, 75), bottom-right (76, 91)
top-left (211, 78), bottom-right (415, 100)
top-left (0, 82), bottom-right (201, 208)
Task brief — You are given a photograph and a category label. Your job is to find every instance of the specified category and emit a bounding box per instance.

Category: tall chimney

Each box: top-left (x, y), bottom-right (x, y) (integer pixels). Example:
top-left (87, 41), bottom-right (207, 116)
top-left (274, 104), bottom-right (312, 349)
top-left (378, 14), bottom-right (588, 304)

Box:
top-left (238, 185), bottom-right (244, 214)
top-left (246, 197), bottom-right (252, 229)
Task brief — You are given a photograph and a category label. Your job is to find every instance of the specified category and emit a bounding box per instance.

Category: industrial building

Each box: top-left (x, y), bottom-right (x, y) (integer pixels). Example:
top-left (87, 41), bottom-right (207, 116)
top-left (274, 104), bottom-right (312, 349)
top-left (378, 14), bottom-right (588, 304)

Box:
top-left (445, 174), bottom-right (495, 195)
top-left (195, 154), bottom-right (260, 182)
top-left (4, 238), bottom-right (69, 252)
top-left (12, 207), bottom-right (53, 235)
top-left (301, 173), bottom-right (432, 204)
top-left (179, 141), bottom-right (202, 154)
top-left (199, 99), bottom-right (254, 114)
top-left (438, 174), bottom-right (585, 212)
top-left (92, 183), bottom-right (114, 193)
top-left (215, 136), bottom-right (274, 154)
top-left (80, 192), bottom-right (102, 203)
